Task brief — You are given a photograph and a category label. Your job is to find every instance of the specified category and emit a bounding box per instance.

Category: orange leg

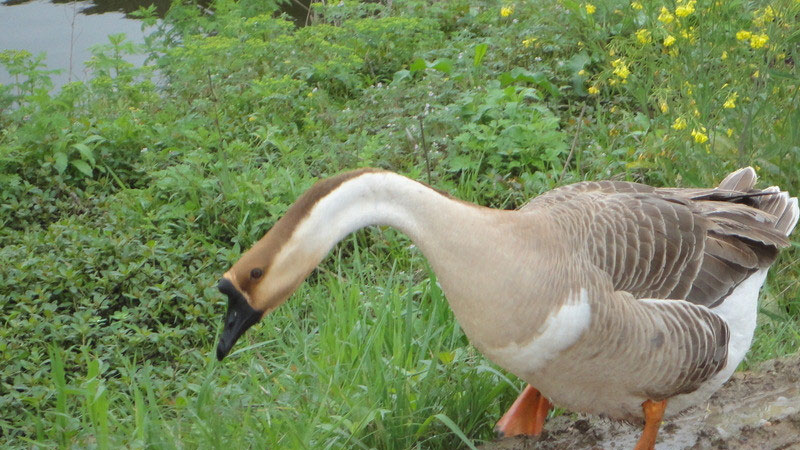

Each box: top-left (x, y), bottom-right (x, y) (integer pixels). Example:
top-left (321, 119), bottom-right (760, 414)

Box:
top-left (633, 399), bottom-right (667, 450)
top-left (495, 384), bottom-right (552, 438)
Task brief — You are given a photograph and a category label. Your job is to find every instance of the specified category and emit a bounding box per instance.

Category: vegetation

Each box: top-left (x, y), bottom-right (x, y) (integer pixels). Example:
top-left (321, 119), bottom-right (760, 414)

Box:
top-left (1, 0), bottom-right (798, 447)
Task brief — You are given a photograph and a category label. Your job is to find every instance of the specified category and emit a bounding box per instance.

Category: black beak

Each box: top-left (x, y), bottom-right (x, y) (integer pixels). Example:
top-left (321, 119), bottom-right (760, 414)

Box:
top-left (216, 278), bottom-right (263, 361)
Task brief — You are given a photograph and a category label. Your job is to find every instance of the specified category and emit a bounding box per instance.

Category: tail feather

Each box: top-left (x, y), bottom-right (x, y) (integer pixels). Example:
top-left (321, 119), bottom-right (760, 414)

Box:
top-left (746, 187), bottom-right (798, 238)
top-left (684, 167), bottom-right (794, 307)
top-left (718, 167), bottom-right (757, 192)
top-left (714, 168), bottom-right (798, 239)
top-left (783, 197), bottom-right (799, 235)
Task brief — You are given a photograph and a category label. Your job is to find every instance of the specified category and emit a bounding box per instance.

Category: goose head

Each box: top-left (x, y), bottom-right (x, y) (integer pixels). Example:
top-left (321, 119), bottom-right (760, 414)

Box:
top-left (214, 172), bottom-right (364, 360)
top-left (214, 210), bottom-right (314, 361)
top-left (215, 230), bottom-right (317, 360)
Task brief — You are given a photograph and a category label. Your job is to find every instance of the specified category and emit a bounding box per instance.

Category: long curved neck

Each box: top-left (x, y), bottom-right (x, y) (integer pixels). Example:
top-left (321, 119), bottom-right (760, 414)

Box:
top-left (265, 170), bottom-right (554, 348)
top-left (289, 171), bottom-right (497, 271)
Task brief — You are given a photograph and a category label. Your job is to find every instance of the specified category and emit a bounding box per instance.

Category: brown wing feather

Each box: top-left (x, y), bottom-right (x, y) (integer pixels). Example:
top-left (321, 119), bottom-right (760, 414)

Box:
top-left (532, 168), bottom-right (796, 309)
top-left (640, 299), bottom-right (730, 398)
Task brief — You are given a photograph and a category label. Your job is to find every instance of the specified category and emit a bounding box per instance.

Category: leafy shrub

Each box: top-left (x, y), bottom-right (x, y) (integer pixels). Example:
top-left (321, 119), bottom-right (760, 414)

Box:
top-left (345, 17), bottom-right (444, 81)
top-left (1, 0), bottom-right (797, 447)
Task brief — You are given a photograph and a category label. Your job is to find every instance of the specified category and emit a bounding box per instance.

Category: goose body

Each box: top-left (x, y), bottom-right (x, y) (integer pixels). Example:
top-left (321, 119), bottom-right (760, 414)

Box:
top-left (215, 167), bottom-right (798, 447)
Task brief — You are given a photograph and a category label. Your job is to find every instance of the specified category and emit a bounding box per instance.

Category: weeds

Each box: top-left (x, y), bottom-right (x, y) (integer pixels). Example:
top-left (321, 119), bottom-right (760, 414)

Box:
top-left (1, 0), bottom-right (798, 447)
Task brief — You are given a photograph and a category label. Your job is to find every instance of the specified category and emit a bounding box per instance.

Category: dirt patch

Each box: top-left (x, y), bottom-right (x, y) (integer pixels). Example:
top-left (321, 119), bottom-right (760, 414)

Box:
top-left (480, 354), bottom-right (800, 450)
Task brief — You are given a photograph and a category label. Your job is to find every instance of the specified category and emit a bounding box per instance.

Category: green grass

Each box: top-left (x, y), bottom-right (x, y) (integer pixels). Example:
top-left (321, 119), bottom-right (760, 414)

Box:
top-left (18, 246), bottom-right (516, 449)
top-left (1, 0), bottom-right (799, 448)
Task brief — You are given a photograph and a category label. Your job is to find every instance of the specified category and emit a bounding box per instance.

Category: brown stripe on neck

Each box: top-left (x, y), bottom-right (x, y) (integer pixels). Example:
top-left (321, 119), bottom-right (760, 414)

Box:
top-left (230, 168), bottom-right (383, 291)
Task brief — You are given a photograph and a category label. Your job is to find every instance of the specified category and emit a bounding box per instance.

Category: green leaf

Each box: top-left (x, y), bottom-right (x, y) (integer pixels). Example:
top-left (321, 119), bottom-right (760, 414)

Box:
top-left (71, 159), bottom-right (93, 177)
top-left (433, 414), bottom-right (478, 450)
top-left (82, 134), bottom-right (106, 145)
top-left (786, 28), bottom-right (800, 44)
top-left (430, 59), bottom-right (453, 74)
top-left (498, 67), bottom-right (559, 96)
top-left (565, 51), bottom-right (590, 73)
top-left (497, 71), bottom-right (515, 87)
top-left (72, 143), bottom-right (96, 165)
top-left (447, 154), bottom-right (478, 171)
top-left (409, 58), bottom-right (427, 72)
top-left (437, 351), bottom-right (455, 365)
top-left (392, 69), bottom-right (412, 84)
top-left (54, 152), bottom-right (68, 174)
top-left (473, 43), bottom-right (488, 67)
top-left (625, 160), bottom-right (655, 170)
top-left (768, 69), bottom-right (798, 81)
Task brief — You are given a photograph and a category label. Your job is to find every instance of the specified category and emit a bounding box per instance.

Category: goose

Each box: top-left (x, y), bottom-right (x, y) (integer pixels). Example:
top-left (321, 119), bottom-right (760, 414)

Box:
top-left (214, 167), bottom-right (798, 449)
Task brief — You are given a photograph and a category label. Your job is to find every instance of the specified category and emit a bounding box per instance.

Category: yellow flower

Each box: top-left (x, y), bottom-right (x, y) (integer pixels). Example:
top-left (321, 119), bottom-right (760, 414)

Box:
top-left (754, 6), bottom-right (776, 27)
top-left (248, 116), bottom-right (256, 122)
top-left (675, 1), bottom-right (695, 17)
top-left (612, 58), bottom-right (630, 80)
top-left (522, 38), bottom-right (537, 48)
top-left (588, 86), bottom-right (600, 95)
top-left (659, 100), bottom-right (669, 113)
top-left (672, 117), bottom-right (687, 130)
top-left (726, 128), bottom-right (734, 137)
top-left (723, 92), bottom-right (738, 109)
top-left (636, 29), bottom-right (652, 44)
top-left (750, 33), bottom-right (769, 49)
top-left (753, 70), bottom-right (760, 78)
top-left (658, 7), bottom-right (674, 24)
top-left (585, 3), bottom-right (596, 14)
top-left (631, 1), bottom-right (643, 10)
top-left (736, 30), bottom-right (752, 41)
top-left (578, 69), bottom-right (587, 76)
top-left (721, 50), bottom-right (728, 60)
top-left (501, 6), bottom-right (514, 17)
top-left (763, 5), bottom-right (776, 21)
top-left (663, 35), bottom-right (676, 47)
top-left (691, 127), bottom-right (708, 144)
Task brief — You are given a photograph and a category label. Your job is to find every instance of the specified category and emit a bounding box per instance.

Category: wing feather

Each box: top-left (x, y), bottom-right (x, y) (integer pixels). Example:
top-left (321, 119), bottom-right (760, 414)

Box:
top-left (533, 168), bottom-right (796, 309)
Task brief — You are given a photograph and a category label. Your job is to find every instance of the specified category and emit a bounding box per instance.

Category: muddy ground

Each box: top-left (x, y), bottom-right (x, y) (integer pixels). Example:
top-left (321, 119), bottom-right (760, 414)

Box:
top-left (480, 354), bottom-right (800, 450)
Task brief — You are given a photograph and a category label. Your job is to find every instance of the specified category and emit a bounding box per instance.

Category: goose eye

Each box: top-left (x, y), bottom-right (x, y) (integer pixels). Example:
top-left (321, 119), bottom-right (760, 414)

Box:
top-left (250, 268), bottom-right (263, 279)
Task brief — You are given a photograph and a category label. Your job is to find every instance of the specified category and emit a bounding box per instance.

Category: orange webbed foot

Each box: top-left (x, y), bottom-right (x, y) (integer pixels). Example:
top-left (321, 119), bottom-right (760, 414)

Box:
top-left (495, 384), bottom-right (552, 438)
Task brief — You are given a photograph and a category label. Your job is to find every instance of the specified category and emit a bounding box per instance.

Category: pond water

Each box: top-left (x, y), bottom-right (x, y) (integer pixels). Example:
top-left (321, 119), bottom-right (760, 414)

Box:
top-left (0, 0), bottom-right (309, 90)
top-left (0, 0), bottom-right (167, 88)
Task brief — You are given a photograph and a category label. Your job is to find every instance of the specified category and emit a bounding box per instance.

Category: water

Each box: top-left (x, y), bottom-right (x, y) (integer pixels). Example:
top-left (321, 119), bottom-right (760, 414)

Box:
top-left (0, 0), bottom-right (310, 90)
top-left (0, 0), bottom-right (157, 88)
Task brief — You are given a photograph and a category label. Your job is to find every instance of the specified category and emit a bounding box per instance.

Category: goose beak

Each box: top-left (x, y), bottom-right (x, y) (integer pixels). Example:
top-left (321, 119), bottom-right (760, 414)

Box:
top-left (216, 278), bottom-right (263, 361)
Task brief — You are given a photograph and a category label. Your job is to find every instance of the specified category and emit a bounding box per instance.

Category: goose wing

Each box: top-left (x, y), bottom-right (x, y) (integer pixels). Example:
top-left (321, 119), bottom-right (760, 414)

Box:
top-left (524, 168), bottom-right (795, 307)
